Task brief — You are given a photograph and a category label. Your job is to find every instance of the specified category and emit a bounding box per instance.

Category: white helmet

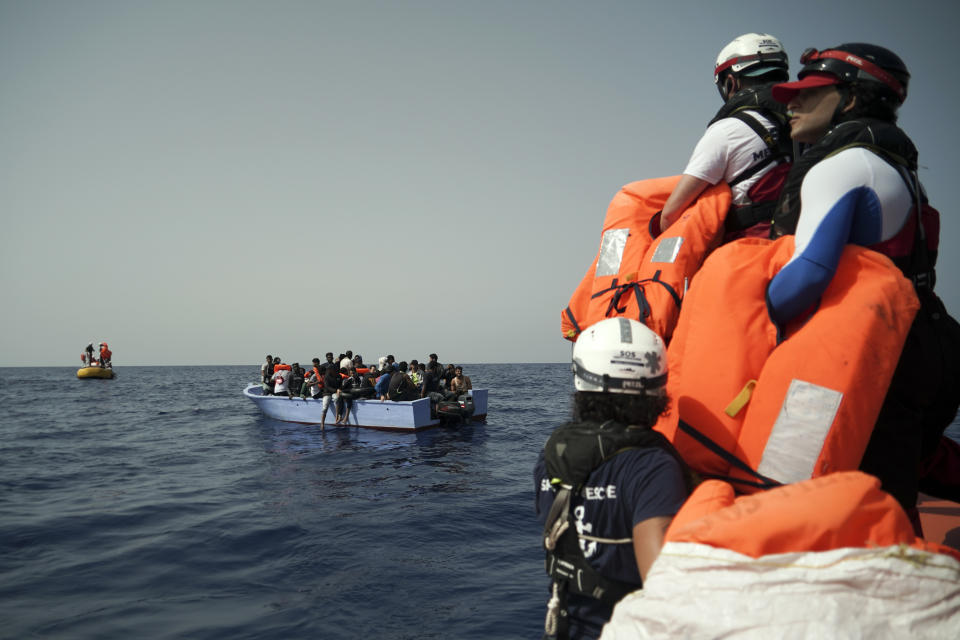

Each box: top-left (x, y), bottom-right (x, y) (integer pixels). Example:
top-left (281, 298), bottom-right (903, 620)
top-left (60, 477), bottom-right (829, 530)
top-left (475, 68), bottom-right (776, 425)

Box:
top-left (714, 33), bottom-right (788, 85)
top-left (572, 318), bottom-right (667, 395)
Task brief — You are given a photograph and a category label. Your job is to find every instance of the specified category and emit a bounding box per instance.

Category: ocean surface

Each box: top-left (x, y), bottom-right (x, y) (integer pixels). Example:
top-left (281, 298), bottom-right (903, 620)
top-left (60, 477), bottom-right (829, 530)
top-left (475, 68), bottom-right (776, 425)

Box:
top-left (0, 364), bottom-right (569, 640)
top-left (3, 364), bottom-right (959, 640)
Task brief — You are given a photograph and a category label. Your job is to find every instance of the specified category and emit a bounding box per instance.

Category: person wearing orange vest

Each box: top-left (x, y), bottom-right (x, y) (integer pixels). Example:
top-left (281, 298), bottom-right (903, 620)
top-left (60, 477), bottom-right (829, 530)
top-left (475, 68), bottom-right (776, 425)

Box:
top-left (98, 342), bottom-right (112, 368)
top-left (301, 366), bottom-right (322, 400)
top-left (270, 361), bottom-right (291, 396)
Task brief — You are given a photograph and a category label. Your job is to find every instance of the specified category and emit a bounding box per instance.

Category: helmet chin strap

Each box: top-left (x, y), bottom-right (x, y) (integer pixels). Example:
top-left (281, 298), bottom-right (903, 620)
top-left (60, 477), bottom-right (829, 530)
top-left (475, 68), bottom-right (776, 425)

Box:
top-left (718, 74), bottom-right (740, 102)
top-left (573, 360), bottom-right (668, 394)
top-left (830, 84), bottom-right (854, 126)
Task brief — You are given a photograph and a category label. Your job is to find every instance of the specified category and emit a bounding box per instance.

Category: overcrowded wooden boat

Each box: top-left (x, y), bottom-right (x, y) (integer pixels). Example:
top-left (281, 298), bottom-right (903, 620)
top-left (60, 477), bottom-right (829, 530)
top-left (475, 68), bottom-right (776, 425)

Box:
top-left (243, 384), bottom-right (487, 432)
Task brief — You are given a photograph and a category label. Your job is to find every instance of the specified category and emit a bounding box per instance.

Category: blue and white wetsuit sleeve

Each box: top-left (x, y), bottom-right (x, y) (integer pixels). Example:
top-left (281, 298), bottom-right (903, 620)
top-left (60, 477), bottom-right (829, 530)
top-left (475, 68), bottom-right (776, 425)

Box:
top-left (767, 149), bottom-right (896, 327)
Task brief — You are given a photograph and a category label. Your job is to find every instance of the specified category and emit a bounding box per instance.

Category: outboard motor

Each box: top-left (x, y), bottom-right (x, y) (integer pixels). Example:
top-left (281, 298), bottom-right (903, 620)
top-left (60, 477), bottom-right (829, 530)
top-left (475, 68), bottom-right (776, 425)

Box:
top-left (437, 394), bottom-right (475, 426)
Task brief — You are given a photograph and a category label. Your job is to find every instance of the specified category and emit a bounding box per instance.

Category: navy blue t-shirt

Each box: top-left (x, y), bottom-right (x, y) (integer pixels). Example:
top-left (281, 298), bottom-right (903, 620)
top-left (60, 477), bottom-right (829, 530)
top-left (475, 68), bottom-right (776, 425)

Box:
top-left (534, 445), bottom-right (687, 639)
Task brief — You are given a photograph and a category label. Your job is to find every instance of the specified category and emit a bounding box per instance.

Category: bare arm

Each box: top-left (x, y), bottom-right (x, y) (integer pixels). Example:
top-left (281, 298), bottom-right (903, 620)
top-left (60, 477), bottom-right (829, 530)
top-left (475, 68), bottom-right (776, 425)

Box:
top-left (659, 175), bottom-right (711, 233)
top-left (631, 515), bottom-right (672, 581)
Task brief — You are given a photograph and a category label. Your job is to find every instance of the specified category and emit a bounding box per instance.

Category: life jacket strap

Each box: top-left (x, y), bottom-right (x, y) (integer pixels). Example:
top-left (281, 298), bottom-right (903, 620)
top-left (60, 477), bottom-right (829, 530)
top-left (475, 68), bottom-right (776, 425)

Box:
top-left (544, 524), bottom-right (636, 605)
top-left (564, 306), bottom-right (582, 339)
top-left (892, 162), bottom-right (937, 291)
top-left (677, 418), bottom-right (781, 490)
top-left (726, 110), bottom-right (790, 189)
top-left (591, 271), bottom-right (682, 324)
top-left (726, 201), bottom-right (777, 232)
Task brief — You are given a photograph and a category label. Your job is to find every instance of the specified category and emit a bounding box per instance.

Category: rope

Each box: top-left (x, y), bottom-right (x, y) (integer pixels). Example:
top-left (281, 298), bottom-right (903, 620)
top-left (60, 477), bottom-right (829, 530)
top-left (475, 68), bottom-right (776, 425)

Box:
top-left (578, 533), bottom-right (632, 545)
top-left (544, 582), bottom-right (561, 637)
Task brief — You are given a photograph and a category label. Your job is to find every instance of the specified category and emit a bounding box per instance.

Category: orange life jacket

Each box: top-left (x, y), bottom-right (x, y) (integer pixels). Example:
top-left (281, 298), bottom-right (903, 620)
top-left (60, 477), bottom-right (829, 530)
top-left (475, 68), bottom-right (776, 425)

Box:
top-left (666, 472), bottom-right (959, 560)
top-left (561, 175), bottom-right (731, 343)
top-left (273, 364), bottom-right (292, 372)
top-left (601, 471), bottom-right (960, 638)
top-left (655, 236), bottom-right (919, 493)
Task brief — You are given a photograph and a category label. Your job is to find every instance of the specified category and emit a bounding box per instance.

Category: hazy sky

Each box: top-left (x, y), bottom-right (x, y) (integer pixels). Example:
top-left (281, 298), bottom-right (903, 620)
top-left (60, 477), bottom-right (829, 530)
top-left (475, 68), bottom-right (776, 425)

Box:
top-left (2, 0), bottom-right (958, 366)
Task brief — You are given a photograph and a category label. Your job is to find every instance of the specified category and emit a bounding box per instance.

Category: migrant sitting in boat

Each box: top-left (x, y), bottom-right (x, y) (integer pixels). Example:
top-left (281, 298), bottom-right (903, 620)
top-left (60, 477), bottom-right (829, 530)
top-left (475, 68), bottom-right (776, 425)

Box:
top-left (257, 350), bottom-right (473, 422)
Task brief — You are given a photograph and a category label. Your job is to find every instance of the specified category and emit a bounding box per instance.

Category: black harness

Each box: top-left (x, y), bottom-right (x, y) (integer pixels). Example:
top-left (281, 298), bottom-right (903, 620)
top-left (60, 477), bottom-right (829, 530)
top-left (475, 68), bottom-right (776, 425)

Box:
top-left (541, 421), bottom-right (694, 639)
top-left (587, 269), bottom-right (682, 334)
top-left (708, 85), bottom-right (793, 233)
top-left (770, 118), bottom-right (936, 289)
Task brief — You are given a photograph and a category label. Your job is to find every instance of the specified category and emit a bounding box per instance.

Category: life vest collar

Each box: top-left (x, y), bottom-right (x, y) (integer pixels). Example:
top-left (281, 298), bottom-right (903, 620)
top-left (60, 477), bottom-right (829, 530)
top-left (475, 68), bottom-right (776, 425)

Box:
top-left (772, 118), bottom-right (918, 238)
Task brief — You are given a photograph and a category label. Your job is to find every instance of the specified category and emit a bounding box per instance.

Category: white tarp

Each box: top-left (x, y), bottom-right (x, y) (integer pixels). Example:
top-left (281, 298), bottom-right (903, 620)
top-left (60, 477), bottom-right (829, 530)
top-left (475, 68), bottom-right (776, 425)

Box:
top-left (601, 541), bottom-right (960, 639)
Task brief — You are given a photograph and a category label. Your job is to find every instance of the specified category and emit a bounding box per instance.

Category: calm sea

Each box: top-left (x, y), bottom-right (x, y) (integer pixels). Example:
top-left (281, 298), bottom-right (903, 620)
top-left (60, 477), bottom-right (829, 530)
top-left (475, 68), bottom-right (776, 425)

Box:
top-left (0, 363), bottom-right (572, 640)
top-left (3, 365), bottom-right (959, 640)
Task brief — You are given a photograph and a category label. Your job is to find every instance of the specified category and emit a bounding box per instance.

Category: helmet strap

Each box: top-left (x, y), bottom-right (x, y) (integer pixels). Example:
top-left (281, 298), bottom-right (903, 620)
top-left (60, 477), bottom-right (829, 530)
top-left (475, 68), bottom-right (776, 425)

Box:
top-left (573, 360), bottom-right (667, 394)
top-left (724, 75), bottom-right (739, 100)
top-left (830, 84), bottom-right (854, 125)
top-left (717, 72), bottom-right (739, 102)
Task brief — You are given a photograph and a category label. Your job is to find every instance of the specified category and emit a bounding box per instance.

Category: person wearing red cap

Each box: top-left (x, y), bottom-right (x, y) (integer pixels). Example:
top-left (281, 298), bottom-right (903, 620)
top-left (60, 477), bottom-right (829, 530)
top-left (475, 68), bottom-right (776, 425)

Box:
top-left (658, 33), bottom-right (793, 240)
top-left (766, 43), bottom-right (960, 524)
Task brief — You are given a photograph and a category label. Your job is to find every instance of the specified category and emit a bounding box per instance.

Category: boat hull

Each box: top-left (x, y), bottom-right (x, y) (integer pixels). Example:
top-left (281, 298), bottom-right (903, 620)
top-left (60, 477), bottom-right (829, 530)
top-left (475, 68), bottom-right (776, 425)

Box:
top-left (77, 367), bottom-right (114, 379)
top-left (918, 493), bottom-right (960, 551)
top-left (243, 384), bottom-right (487, 432)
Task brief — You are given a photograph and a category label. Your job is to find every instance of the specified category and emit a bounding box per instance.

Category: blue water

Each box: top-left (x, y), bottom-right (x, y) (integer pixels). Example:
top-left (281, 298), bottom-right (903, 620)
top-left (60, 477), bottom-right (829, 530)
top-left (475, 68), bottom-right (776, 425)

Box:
top-left (0, 364), bottom-right (572, 640)
top-left (4, 366), bottom-right (959, 639)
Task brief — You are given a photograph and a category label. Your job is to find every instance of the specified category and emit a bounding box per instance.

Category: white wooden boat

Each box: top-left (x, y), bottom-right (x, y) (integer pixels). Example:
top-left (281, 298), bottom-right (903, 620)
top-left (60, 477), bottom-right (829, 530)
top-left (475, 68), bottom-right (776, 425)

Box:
top-left (243, 384), bottom-right (487, 432)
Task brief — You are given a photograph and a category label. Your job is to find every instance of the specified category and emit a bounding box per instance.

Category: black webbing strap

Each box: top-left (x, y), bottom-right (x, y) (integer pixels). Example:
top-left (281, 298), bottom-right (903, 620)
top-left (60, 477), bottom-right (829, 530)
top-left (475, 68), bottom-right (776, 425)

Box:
top-left (571, 361), bottom-right (667, 393)
top-left (677, 418), bottom-right (781, 490)
top-left (564, 306), bottom-right (582, 337)
top-left (543, 490), bottom-right (636, 605)
top-left (730, 110), bottom-right (778, 148)
top-left (726, 201), bottom-right (777, 232)
top-left (893, 162), bottom-right (936, 291)
top-left (649, 270), bottom-right (682, 308)
top-left (608, 281), bottom-right (651, 320)
top-left (727, 110), bottom-right (788, 189)
top-left (728, 153), bottom-right (778, 189)
top-left (591, 271), bottom-right (682, 324)
top-left (545, 533), bottom-right (634, 605)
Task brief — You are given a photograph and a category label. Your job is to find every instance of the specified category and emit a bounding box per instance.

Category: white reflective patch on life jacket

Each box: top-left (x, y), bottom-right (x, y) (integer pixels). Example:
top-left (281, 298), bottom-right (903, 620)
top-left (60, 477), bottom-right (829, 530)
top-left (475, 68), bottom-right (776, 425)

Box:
top-left (596, 228), bottom-right (629, 277)
top-left (757, 379), bottom-right (843, 484)
top-left (651, 236), bottom-right (684, 263)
